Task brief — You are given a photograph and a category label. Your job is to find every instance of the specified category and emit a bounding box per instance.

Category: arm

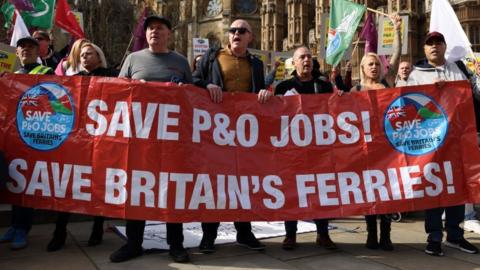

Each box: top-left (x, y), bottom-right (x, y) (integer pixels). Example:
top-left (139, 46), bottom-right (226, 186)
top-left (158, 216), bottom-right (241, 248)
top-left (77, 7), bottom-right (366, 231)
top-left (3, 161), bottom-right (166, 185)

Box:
top-left (192, 49), bottom-right (213, 89)
top-left (385, 13), bottom-right (402, 87)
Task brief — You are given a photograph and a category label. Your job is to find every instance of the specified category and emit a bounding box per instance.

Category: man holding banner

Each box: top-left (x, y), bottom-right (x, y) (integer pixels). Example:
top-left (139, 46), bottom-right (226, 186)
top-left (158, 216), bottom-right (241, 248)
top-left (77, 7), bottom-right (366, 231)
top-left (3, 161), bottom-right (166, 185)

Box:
top-left (192, 19), bottom-right (271, 253)
top-left (274, 46), bottom-right (337, 250)
top-left (407, 31), bottom-right (479, 256)
top-left (109, 15), bottom-right (192, 263)
top-left (0, 36), bottom-right (53, 251)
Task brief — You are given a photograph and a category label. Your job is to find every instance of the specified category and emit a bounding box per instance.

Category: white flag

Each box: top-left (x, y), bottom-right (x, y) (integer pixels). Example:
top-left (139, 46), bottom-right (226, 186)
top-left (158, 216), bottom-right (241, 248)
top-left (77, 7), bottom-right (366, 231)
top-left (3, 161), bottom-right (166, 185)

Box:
top-left (430, 0), bottom-right (473, 61)
top-left (9, 10), bottom-right (31, 47)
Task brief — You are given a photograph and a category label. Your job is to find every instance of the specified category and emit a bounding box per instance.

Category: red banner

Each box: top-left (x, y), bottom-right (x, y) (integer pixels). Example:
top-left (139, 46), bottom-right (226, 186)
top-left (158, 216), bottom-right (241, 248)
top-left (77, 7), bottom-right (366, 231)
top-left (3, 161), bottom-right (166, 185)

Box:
top-left (1, 74), bottom-right (480, 222)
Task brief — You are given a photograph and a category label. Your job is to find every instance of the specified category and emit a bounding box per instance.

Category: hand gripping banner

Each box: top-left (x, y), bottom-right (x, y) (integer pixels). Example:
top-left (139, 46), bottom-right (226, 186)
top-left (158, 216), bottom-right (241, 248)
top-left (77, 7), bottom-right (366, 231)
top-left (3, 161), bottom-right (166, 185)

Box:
top-left (1, 74), bottom-right (480, 222)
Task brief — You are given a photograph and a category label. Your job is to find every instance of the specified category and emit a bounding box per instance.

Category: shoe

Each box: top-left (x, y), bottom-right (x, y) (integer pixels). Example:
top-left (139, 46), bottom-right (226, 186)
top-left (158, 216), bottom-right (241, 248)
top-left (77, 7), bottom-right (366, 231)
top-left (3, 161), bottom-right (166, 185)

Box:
top-left (0, 227), bottom-right (15, 243)
top-left (316, 234), bottom-right (337, 250)
top-left (237, 233), bottom-right (266, 251)
top-left (444, 238), bottom-right (479, 254)
top-left (463, 220), bottom-right (480, 234)
top-left (88, 226), bottom-right (103, 246)
top-left (379, 237), bottom-right (394, 251)
top-left (10, 229), bottom-right (28, 250)
top-left (199, 237), bottom-right (215, 254)
top-left (169, 245), bottom-right (190, 263)
top-left (47, 229), bottom-right (67, 252)
top-left (425, 241), bottom-right (444, 256)
top-left (282, 236), bottom-right (297, 250)
top-left (110, 244), bottom-right (143, 263)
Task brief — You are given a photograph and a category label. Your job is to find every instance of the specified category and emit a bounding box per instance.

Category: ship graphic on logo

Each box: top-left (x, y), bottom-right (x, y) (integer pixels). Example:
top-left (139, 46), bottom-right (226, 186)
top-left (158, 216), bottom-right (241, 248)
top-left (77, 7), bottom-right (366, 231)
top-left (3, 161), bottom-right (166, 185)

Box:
top-left (384, 93), bottom-right (448, 156)
top-left (16, 82), bottom-right (75, 151)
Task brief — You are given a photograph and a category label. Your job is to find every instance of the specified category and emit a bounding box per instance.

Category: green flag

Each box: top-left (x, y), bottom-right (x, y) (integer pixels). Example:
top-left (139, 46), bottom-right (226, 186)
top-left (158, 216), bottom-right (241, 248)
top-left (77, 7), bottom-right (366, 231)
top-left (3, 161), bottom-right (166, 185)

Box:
top-left (1, 3), bottom-right (14, 28)
top-left (326, 0), bottom-right (366, 67)
top-left (1, 0), bottom-right (55, 29)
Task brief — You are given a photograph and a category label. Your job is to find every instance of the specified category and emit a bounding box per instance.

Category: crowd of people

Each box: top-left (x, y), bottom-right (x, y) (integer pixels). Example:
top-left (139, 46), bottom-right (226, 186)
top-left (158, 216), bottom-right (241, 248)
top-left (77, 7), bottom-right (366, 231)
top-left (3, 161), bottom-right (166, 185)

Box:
top-left (2, 11), bottom-right (480, 263)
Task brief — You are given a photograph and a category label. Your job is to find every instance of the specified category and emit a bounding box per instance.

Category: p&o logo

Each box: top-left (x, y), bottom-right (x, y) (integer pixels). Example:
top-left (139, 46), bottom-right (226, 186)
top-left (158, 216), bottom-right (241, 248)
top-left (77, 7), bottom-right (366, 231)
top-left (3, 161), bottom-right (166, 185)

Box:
top-left (383, 93), bottom-right (448, 156)
top-left (16, 82), bottom-right (75, 151)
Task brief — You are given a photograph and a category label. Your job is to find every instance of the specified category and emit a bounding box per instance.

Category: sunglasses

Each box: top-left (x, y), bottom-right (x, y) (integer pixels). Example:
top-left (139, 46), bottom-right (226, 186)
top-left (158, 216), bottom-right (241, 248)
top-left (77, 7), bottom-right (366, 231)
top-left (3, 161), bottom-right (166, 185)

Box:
top-left (228, 27), bottom-right (250, 34)
top-left (34, 37), bottom-right (47, 41)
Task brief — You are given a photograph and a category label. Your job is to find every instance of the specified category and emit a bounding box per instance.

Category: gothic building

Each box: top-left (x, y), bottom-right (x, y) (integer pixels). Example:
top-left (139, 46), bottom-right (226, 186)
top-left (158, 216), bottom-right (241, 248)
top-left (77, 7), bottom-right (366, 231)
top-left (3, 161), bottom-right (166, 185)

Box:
top-left (259, 0), bottom-right (480, 78)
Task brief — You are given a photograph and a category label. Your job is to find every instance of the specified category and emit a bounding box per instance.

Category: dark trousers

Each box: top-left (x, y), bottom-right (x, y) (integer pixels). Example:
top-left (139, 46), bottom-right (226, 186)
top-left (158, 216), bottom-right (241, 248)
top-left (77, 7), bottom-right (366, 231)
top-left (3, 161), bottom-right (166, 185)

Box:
top-left (126, 220), bottom-right (183, 248)
top-left (365, 215), bottom-right (390, 235)
top-left (201, 222), bottom-right (252, 241)
top-left (55, 212), bottom-right (104, 233)
top-left (11, 205), bottom-right (34, 232)
top-left (425, 205), bottom-right (464, 243)
top-left (285, 219), bottom-right (329, 237)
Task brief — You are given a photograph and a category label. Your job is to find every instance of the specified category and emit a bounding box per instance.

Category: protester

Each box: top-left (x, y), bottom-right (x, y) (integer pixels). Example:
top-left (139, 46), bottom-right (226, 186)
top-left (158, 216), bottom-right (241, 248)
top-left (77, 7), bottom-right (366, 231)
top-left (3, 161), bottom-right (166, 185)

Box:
top-left (192, 19), bottom-right (272, 253)
top-left (265, 60), bottom-right (280, 88)
top-left (351, 14), bottom-right (401, 92)
top-left (109, 15), bottom-right (192, 263)
top-left (47, 42), bottom-right (117, 252)
top-left (0, 37), bottom-right (53, 250)
top-left (274, 46), bottom-right (337, 250)
top-left (32, 30), bottom-right (65, 69)
top-left (407, 31), bottom-right (479, 256)
top-left (330, 61), bottom-right (352, 91)
top-left (55, 38), bottom-right (90, 76)
top-left (395, 61), bottom-right (412, 86)
top-left (464, 60), bottom-right (480, 234)
top-left (348, 13), bottom-right (402, 251)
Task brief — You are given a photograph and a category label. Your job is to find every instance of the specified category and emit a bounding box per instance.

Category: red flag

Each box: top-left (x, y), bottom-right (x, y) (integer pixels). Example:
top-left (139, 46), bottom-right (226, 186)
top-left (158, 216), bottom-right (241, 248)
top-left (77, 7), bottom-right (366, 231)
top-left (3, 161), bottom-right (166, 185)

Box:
top-left (54, 0), bottom-right (85, 39)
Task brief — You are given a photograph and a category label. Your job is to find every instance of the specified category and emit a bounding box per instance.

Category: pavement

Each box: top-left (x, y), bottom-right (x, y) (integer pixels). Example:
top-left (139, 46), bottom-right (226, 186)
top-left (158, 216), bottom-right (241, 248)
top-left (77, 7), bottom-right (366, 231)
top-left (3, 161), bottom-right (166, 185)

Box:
top-left (2, 217), bottom-right (480, 270)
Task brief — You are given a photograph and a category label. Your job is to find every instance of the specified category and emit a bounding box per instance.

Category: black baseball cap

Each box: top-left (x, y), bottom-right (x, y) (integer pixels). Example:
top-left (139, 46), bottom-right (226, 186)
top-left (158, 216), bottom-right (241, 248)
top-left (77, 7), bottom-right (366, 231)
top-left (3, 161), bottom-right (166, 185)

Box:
top-left (143, 15), bottom-right (172, 30)
top-left (16, 37), bottom-right (39, 47)
top-left (425, 31), bottom-right (446, 44)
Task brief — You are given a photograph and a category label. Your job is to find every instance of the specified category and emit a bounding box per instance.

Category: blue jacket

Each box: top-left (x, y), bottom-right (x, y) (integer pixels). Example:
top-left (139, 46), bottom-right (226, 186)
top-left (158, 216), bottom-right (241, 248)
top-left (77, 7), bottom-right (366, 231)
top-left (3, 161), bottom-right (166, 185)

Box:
top-left (192, 47), bottom-right (265, 93)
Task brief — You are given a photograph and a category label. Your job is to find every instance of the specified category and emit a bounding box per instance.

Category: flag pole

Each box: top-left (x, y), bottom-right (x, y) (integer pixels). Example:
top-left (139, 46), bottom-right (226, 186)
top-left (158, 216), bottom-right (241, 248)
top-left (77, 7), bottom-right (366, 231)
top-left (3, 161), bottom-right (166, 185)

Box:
top-left (120, 35), bottom-right (134, 68)
top-left (366, 7), bottom-right (388, 17)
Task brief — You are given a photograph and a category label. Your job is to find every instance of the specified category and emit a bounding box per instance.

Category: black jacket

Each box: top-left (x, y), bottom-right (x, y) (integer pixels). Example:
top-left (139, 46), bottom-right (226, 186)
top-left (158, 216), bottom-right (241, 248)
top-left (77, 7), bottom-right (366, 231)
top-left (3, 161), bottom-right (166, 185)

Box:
top-left (275, 72), bottom-right (333, 95)
top-left (192, 47), bottom-right (265, 93)
top-left (77, 67), bottom-right (119, 77)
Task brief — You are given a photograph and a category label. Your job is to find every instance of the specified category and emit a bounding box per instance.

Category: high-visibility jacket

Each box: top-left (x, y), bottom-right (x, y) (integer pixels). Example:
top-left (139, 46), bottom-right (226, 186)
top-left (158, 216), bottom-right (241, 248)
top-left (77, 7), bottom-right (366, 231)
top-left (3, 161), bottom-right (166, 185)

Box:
top-left (15, 65), bottom-right (52, 75)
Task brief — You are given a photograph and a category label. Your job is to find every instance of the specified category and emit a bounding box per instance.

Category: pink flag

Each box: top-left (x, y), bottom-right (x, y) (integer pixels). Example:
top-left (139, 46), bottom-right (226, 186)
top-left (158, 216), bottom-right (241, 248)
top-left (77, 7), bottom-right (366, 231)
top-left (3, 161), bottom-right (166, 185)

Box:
top-left (9, 0), bottom-right (34, 11)
top-left (359, 12), bottom-right (389, 73)
top-left (132, 8), bottom-right (148, 52)
top-left (359, 12), bottom-right (377, 54)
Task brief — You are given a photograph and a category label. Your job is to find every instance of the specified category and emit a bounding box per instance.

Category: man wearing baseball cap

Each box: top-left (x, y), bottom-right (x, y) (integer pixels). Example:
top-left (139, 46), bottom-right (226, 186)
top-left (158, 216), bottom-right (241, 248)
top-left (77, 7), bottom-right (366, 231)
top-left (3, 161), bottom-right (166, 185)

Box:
top-left (0, 36), bottom-right (53, 251)
top-left (109, 15), bottom-right (192, 263)
top-left (407, 31), bottom-right (478, 257)
top-left (15, 37), bottom-right (54, 75)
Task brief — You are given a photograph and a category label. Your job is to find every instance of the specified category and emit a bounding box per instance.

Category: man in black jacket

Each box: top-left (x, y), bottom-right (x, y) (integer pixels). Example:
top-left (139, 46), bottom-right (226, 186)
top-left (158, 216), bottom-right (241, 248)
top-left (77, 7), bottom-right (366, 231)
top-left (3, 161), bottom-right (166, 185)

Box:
top-left (275, 46), bottom-right (333, 95)
top-left (192, 19), bottom-right (272, 254)
top-left (274, 46), bottom-right (337, 251)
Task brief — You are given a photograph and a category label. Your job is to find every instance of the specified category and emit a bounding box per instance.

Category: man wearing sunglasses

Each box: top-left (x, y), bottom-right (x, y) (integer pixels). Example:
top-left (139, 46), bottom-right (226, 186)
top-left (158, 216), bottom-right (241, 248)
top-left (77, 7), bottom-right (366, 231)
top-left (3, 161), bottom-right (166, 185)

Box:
top-left (192, 19), bottom-right (271, 254)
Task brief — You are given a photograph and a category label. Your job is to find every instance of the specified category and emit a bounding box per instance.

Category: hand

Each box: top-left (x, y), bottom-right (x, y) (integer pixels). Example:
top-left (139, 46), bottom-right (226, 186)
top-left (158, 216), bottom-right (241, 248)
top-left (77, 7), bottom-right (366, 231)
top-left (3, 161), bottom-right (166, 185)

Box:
top-left (434, 79), bottom-right (446, 89)
top-left (389, 13), bottom-right (402, 31)
top-left (207, 83), bottom-right (223, 103)
top-left (337, 90), bottom-right (345, 96)
top-left (257, 89), bottom-right (273, 104)
top-left (345, 61), bottom-right (352, 72)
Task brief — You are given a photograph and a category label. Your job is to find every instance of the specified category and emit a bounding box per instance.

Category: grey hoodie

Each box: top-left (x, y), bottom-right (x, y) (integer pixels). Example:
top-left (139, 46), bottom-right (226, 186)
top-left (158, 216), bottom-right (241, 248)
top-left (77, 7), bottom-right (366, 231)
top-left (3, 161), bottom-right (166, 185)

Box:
top-left (406, 59), bottom-right (466, 86)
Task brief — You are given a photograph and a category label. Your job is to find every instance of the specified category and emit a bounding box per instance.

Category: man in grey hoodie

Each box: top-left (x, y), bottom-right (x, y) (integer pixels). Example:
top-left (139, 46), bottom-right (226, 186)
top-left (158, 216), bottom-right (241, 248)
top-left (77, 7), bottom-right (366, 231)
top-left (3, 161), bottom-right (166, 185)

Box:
top-left (407, 31), bottom-right (478, 257)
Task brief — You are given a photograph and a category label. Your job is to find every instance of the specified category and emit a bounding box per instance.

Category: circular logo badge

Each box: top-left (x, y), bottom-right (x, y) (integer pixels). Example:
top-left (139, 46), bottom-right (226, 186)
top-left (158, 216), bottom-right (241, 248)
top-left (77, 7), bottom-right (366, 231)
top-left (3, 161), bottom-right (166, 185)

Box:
top-left (383, 93), bottom-right (448, 156)
top-left (16, 82), bottom-right (75, 151)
